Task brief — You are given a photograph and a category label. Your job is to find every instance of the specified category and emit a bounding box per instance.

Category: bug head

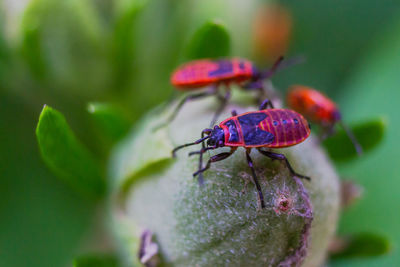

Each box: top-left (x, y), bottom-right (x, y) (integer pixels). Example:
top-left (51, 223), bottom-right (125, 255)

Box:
top-left (206, 125), bottom-right (225, 148)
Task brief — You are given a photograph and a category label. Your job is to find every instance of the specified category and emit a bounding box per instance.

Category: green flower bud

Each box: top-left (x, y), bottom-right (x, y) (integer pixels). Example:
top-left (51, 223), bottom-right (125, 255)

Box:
top-left (109, 95), bottom-right (340, 267)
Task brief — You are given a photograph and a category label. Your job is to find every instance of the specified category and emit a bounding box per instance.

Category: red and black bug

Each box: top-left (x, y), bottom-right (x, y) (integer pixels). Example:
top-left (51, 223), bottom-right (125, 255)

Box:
top-left (172, 99), bottom-right (311, 208)
top-left (164, 56), bottom-right (303, 127)
top-left (287, 85), bottom-right (362, 155)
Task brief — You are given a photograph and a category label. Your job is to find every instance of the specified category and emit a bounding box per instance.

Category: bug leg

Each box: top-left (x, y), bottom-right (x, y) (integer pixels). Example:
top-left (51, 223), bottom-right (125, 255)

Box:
top-left (157, 89), bottom-right (217, 129)
top-left (188, 146), bottom-right (214, 156)
top-left (210, 90), bottom-right (231, 126)
top-left (188, 151), bottom-right (201, 156)
top-left (193, 147), bottom-right (237, 178)
top-left (318, 124), bottom-right (335, 143)
top-left (259, 98), bottom-right (275, 110)
top-left (257, 149), bottom-right (311, 181)
top-left (170, 90), bottom-right (215, 122)
top-left (339, 121), bottom-right (363, 156)
top-left (245, 149), bottom-right (266, 209)
top-left (196, 130), bottom-right (215, 184)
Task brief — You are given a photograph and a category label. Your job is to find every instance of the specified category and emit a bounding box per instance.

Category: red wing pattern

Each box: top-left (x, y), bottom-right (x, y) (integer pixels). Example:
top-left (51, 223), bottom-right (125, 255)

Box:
top-left (171, 58), bottom-right (254, 90)
top-left (220, 109), bottom-right (310, 148)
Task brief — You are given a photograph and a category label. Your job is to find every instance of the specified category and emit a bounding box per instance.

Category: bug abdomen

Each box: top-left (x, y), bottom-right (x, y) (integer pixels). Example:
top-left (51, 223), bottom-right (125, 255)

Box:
top-left (260, 109), bottom-right (310, 148)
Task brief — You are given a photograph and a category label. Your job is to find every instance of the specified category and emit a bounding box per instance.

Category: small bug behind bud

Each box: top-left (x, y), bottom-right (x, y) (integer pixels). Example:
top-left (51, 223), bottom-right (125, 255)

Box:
top-left (287, 85), bottom-right (363, 156)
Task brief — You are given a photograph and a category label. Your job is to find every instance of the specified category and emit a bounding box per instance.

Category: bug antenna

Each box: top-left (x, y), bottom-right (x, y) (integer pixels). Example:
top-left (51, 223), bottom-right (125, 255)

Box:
top-left (279, 55), bottom-right (306, 69)
top-left (172, 135), bottom-right (210, 157)
top-left (259, 56), bottom-right (284, 80)
top-left (260, 55), bottom-right (306, 80)
top-left (339, 121), bottom-right (363, 156)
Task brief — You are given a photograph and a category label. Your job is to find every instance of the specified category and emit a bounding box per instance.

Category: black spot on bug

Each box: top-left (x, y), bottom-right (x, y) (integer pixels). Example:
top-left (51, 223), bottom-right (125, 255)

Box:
top-left (238, 113), bottom-right (274, 146)
top-left (208, 60), bottom-right (233, 77)
top-left (238, 112), bottom-right (266, 126)
top-left (243, 128), bottom-right (275, 145)
top-left (282, 120), bottom-right (287, 124)
top-left (294, 118), bottom-right (299, 124)
top-left (273, 121), bottom-right (279, 126)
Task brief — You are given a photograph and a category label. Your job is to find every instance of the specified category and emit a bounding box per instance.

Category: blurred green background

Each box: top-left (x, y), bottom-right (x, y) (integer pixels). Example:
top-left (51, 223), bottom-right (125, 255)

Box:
top-left (1, 0), bottom-right (400, 266)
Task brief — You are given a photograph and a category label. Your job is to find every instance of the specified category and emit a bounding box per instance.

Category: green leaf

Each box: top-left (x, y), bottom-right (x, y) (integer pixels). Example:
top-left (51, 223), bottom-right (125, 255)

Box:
top-left (73, 254), bottom-right (119, 267)
top-left (323, 118), bottom-right (386, 161)
top-left (331, 233), bottom-right (391, 259)
top-left (87, 102), bottom-right (132, 144)
top-left (111, 0), bottom-right (148, 90)
top-left (36, 105), bottom-right (105, 199)
top-left (185, 19), bottom-right (231, 60)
